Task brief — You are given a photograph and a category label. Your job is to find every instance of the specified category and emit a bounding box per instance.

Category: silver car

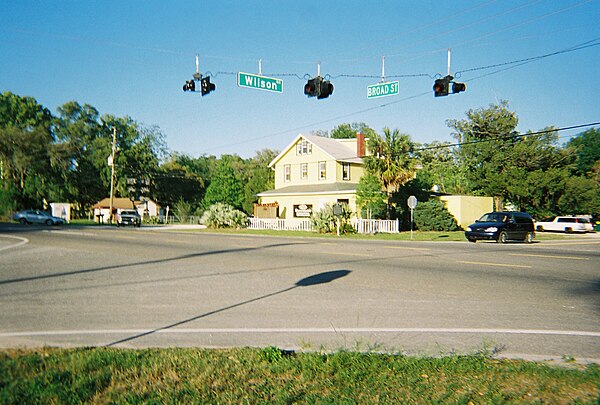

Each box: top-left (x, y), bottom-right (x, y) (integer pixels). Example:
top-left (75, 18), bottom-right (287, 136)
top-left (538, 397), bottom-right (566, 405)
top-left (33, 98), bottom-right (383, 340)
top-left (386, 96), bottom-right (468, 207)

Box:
top-left (14, 210), bottom-right (65, 225)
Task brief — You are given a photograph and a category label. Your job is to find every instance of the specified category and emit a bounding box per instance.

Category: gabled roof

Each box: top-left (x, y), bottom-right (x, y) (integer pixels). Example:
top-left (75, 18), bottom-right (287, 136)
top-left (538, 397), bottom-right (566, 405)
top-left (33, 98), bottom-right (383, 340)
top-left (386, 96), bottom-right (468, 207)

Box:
top-left (92, 198), bottom-right (160, 209)
top-left (268, 134), bottom-right (363, 168)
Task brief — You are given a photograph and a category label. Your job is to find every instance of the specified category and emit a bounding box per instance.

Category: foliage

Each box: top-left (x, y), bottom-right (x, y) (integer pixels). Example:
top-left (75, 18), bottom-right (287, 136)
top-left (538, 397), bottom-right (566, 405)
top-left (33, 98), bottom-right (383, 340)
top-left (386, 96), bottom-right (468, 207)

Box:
top-left (330, 122), bottom-right (377, 139)
top-left (567, 128), bottom-right (600, 176)
top-left (415, 141), bottom-right (468, 194)
top-left (355, 173), bottom-right (387, 219)
top-left (413, 199), bottom-right (460, 231)
top-left (0, 347), bottom-right (598, 404)
top-left (364, 128), bottom-right (417, 219)
top-left (200, 203), bottom-right (249, 229)
top-left (310, 203), bottom-right (354, 234)
top-left (173, 198), bottom-right (193, 223)
top-left (241, 149), bottom-right (277, 214)
top-left (202, 155), bottom-right (245, 211)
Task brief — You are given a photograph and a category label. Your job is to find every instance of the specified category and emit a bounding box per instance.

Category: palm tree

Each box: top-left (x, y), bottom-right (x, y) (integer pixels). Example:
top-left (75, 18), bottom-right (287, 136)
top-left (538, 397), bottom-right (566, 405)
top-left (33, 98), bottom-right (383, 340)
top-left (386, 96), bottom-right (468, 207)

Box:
top-left (364, 127), bottom-right (417, 218)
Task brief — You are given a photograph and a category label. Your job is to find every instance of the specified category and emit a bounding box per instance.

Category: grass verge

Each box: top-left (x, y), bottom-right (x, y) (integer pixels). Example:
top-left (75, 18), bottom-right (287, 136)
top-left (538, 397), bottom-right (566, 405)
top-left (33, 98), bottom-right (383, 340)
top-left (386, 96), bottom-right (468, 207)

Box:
top-left (1, 348), bottom-right (598, 403)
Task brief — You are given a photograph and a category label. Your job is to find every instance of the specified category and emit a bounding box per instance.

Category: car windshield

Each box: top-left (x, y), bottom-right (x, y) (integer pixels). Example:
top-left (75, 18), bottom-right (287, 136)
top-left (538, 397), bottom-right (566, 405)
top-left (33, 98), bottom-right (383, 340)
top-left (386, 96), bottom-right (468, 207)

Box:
top-left (478, 213), bottom-right (508, 223)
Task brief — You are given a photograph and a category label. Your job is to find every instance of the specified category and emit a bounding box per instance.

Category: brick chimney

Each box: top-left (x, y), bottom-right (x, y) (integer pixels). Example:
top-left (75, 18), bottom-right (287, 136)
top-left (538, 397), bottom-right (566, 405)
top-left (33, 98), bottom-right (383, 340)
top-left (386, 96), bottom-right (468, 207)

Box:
top-left (356, 132), bottom-right (365, 157)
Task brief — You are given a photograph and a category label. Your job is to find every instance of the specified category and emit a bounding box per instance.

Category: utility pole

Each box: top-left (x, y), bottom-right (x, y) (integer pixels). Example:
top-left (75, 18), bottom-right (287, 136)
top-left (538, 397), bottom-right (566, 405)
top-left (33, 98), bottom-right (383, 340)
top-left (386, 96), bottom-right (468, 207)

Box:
top-left (108, 127), bottom-right (117, 224)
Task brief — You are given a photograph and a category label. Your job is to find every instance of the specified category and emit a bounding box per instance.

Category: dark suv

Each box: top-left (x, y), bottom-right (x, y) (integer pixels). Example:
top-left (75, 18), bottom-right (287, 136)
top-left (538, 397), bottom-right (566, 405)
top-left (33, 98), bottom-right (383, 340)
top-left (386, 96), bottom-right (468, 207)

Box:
top-left (116, 209), bottom-right (141, 227)
top-left (465, 211), bottom-right (535, 243)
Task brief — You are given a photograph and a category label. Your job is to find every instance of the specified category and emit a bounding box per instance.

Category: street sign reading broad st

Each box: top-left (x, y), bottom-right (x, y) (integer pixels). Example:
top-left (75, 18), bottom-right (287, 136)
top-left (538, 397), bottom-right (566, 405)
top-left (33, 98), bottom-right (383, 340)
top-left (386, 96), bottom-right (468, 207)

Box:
top-left (238, 72), bottom-right (283, 93)
top-left (367, 80), bottom-right (399, 99)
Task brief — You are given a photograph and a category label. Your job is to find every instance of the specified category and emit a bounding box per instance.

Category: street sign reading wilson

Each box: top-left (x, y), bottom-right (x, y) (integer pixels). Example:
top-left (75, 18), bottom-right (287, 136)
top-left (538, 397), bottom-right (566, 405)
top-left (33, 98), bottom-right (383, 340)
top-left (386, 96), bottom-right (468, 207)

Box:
top-left (238, 72), bottom-right (283, 93)
top-left (367, 80), bottom-right (399, 99)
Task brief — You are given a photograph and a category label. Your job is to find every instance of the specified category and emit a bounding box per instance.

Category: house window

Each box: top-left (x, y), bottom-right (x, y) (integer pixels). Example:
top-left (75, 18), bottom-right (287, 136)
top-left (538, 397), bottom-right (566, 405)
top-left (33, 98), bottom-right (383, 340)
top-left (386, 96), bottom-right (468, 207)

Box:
top-left (284, 164), bottom-right (291, 182)
top-left (342, 162), bottom-right (350, 180)
top-left (296, 139), bottom-right (312, 156)
top-left (319, 161), bottom-right (326, 180)
top-left (301, 163), bottom-right (308, 180)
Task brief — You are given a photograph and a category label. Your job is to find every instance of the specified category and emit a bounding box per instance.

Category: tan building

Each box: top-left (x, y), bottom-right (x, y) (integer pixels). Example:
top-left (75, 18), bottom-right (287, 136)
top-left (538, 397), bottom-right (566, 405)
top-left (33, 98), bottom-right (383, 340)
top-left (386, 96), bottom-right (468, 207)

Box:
top-left (92, 197), bottom-right (161, 223)
top-left (256, 133), bottom-right (367, 219)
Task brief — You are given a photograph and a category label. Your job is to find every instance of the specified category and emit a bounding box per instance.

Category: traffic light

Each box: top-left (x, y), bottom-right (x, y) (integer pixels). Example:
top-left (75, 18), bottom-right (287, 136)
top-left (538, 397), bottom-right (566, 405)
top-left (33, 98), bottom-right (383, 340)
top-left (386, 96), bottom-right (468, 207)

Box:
top-left (304, 76), bottom-right (334, 99)
top-left (452, 81), bottom-right (466, 94)
top-left (183, 79), bottom-right (195, 92)
top-left (200, 76), bottom-right (215, 96)
top-left (304, 77), bottom-right (320, 97)
top-left (318, 79), bottom-right (334, 99)
top-left (433, 75), bottom-right (451, 97)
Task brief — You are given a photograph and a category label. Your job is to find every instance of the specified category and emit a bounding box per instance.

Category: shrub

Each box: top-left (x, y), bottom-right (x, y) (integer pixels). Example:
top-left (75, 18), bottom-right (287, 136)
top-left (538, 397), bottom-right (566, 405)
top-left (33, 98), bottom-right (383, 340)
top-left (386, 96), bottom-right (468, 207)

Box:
top-left (413, 199), bottom-right (460, 231)
top-left (310, 203), bottom-right (354, 234)
top-left (200, 203), bottom-right (249, 229)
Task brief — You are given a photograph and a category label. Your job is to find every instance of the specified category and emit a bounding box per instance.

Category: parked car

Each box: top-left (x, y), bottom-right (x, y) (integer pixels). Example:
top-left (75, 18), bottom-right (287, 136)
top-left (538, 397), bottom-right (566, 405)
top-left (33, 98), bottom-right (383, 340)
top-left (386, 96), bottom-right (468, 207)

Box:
top-left (116, 209), bottom-right (141, 227)
top-left (13, 210), bottom-right (65, 225)
top-left (535, 216), bottom-right (594, 233)
top-left (465, 211), bottom-right (535, 243)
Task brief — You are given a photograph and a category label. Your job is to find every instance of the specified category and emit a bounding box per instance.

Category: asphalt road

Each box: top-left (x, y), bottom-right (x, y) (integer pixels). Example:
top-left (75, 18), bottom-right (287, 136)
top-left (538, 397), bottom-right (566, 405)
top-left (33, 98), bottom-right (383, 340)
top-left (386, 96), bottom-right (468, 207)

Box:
top-left (1, 224), bottom-right (598, 363)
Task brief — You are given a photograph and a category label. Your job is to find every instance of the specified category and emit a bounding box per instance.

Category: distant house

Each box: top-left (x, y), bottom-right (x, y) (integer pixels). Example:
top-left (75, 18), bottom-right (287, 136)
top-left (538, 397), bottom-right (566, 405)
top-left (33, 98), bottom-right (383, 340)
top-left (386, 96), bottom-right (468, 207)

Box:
top-left (256, 133), bottom-right (367, 219)
top-left (92, 197), bottom-right (161, 223)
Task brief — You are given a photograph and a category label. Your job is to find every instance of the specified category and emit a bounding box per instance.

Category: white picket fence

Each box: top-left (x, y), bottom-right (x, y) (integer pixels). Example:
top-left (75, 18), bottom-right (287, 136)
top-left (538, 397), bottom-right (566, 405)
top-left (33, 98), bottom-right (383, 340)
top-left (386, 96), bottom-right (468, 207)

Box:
top-left (352, 218), bottom-right (400, 234)
top-left (248, 218), bottom-right (313, 231)
top-left (248, 218), bottom-right (399, 234)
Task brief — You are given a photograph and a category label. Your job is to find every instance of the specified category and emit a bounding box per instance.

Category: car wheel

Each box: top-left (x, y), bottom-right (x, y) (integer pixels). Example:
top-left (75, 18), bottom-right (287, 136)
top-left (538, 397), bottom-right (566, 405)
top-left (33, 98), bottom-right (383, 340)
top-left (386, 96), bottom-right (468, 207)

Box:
top-left (536, 225), bottom-right (544, 231)
top-left (524, 232), bottom-right (534, 243)
top-left (498, 231), bottom-right (508, 244)
top-left (565, 227), bottom-right (572, 233)
top-left (468, 238), bottom-right (476, 243)
top-left (19, 218), bottom-right (27, 225)
top-left (46, 219), bottom-right (53, 226)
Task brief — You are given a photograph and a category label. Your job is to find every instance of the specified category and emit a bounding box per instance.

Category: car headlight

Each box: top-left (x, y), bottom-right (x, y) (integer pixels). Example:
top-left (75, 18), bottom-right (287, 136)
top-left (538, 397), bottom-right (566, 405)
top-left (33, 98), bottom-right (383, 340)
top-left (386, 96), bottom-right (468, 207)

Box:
top-left (484, 227), bottom-right (498, 232)
top-left (466, 227), bottom-right (472, 232)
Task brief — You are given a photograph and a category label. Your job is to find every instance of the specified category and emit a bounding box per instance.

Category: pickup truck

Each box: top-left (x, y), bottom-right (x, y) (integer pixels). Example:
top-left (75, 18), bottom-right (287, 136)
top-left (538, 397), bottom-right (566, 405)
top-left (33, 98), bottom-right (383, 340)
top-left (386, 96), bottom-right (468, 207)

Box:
top-left (535, 216), bottom-right (593, 233)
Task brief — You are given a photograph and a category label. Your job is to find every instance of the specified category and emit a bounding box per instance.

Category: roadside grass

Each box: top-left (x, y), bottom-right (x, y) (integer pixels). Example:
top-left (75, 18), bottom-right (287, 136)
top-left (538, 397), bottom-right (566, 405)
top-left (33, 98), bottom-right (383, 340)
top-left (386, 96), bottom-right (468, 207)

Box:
top-left (1, 348), bottom-right (598, 403)
top-left (193, 227), bottom-right (576, 242)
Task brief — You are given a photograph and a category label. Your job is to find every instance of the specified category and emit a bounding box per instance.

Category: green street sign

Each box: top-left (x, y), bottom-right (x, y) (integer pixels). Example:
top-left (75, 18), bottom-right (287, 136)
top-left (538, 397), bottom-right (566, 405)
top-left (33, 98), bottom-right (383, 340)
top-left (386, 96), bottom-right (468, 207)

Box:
top-left (367, 80), bottom-right (399, 99)
top-left (238, 72), bottom-right (283, 93)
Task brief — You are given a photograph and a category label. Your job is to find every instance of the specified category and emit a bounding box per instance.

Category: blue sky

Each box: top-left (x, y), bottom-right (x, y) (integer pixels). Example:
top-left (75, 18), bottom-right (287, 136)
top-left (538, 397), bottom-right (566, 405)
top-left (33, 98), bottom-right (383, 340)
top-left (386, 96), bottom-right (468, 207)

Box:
top-left (1, 1), bottom-right (599, 158)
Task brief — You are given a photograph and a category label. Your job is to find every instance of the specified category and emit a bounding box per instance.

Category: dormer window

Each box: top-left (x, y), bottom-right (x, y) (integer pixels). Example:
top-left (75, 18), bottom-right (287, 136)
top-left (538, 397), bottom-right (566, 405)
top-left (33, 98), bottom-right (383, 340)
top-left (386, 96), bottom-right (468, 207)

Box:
top-left (296, 139), bottom-right (312, 156)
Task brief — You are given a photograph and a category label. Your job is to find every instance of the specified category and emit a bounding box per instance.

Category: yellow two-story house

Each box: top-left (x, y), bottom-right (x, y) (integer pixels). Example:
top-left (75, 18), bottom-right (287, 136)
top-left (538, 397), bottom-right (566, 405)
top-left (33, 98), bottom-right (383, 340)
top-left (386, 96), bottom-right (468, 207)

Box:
top-left (256, 133), bottom-right (367, 219)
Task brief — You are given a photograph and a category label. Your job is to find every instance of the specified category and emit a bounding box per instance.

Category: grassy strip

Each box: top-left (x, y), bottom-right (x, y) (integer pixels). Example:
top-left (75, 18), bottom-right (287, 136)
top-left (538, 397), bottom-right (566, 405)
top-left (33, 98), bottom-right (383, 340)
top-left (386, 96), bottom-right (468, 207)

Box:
top-left (1, 348), bottom-right (598, 404)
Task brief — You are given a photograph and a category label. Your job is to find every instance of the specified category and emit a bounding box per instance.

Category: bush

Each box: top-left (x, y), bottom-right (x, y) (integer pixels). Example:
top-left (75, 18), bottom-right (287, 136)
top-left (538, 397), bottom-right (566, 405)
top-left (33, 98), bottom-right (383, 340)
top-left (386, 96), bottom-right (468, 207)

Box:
top-left (413, 199), bottom-right (460, 231)
top-left (200, 203), bottom-right (249, 229)
top-left (310, 203), bottom-right (354, 234)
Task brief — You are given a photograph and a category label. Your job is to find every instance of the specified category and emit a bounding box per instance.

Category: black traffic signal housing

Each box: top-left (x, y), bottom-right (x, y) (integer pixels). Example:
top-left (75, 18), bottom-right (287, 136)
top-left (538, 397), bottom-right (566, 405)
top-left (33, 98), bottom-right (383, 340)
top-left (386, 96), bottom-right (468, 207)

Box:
top-left (433, 75), bottom-right (451, 97)
top-left (452, 81), bottom-right (466, 94)
top-left (200, 76), bottom-right (215, 96)
top-left (318, 79), bottom-right (334, 99)
top-left (304, 76), bottom-right (334, 99)
top-left (304, 77), bottom-right (320, 97)
top-left (183, 79), bottom-right (195, 92)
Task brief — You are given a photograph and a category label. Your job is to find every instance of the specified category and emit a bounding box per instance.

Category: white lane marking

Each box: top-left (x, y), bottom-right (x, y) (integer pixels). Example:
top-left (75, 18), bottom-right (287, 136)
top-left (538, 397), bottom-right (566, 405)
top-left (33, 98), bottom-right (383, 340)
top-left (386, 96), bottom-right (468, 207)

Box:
top-left (509, 253), bottom-right (589, 261)
top-left (0, 235), bottom-right (29, 252)
top-left (1, 328), bottom-right (598, 338)
top-left (458, 260), bottom-right (532, 269)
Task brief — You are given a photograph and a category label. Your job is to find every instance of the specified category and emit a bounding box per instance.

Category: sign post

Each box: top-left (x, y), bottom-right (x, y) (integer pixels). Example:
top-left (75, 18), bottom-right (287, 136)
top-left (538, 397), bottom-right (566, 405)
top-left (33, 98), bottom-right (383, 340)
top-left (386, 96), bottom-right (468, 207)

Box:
top-left (407, 195), bottom-right (418, 240)
top-left (333, 203), bottom-right (343, 236)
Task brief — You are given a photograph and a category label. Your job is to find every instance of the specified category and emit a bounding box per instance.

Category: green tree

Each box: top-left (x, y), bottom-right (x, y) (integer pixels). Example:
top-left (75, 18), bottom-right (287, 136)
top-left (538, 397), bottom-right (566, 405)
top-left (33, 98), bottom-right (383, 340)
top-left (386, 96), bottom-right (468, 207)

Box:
top-left (415, 141), bottom-right (467, 194)
top-left (202, 155), bottom-right (245, 210)
top-left (0, 92), bottom-right (55, 212)
top-left (567, 128), bottom-right (600, 176)
top-left (242, 149), bottom-right (277, 214)
top-left (355, 173), bottom-right (386, 219)
top-left (330, 122), bottom-right (377, 139)
top-left (447, 101), bottom-right (519, 209)
top-left (363, 127), bottom-right (417, 218)
top-left (413, 199), bottom-right (460, 231)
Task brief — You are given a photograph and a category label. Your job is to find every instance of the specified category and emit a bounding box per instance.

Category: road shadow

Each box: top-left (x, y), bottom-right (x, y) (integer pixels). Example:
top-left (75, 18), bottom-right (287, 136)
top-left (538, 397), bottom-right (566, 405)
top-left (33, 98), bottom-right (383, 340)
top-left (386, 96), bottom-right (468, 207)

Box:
top-left (106, 270), bottom-right (351, 347)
